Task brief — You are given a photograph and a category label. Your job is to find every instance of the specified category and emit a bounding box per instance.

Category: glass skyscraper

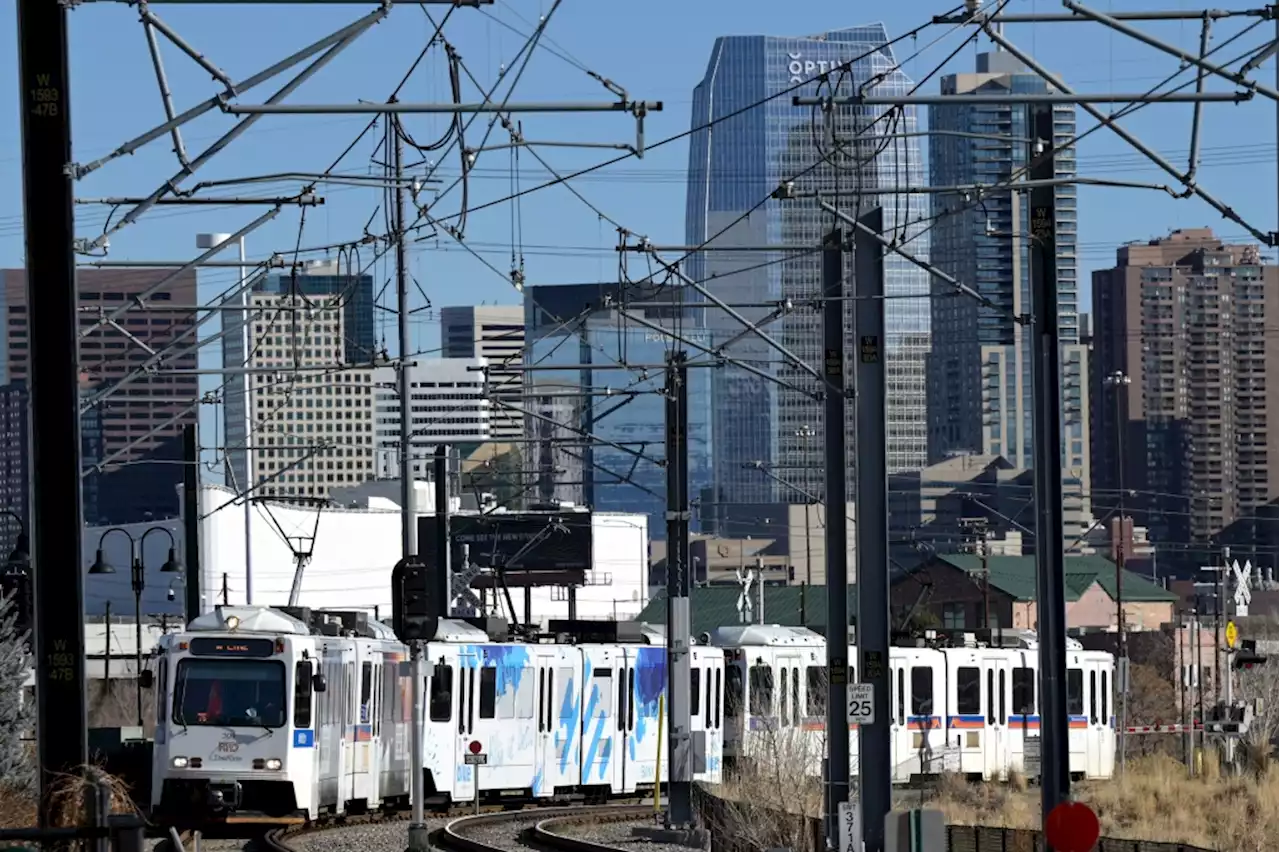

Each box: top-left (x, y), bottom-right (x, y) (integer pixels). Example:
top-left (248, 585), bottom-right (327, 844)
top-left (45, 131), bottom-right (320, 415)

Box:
top-left (926, 52), bottom-right (1090, 494)
top-left (685, 25), bottom-right (931, 512)
top-left (524, 283), bottom-right (712, 537)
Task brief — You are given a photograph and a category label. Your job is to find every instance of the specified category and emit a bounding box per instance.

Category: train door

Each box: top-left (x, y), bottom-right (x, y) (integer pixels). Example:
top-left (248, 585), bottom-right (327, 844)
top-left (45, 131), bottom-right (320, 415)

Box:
top-left (888, 657), bottom-right (907, 781)
top-left (578, 647), bottom-right (619, 793)
top-left (349, 654), bottom-right (374, 806)
top-left (983, 654), bottom-right (1011, 781)
top-left (692, 648), bottom-right (724, 784)
top-left (425, 648), bottom-right (459, 800)
top-left (1066, 661), bottom-right (1086, 776)
top-left (534, 648), bottom-right (573, 798)
top-left (950, 656), bottom-right (984, 777)
top-left (776, 653), bottom-right (803, 766)
top-left (621, 646), bottom-right (667, 794)
top-left (1008, 657), bottom-right (1037, 776)
top-left (723, 656), bottom-right (746, 762)
top-left (454, 648), bottom-right (479, 802)
top-left (1084, 657), bottom-right (1109, 778)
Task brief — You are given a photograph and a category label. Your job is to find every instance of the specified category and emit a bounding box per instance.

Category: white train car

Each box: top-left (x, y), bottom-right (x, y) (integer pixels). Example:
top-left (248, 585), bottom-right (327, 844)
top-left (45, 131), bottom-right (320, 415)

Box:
top-left (150, 606), bottom-right (413, 823)
top-left (710, 624), bottom-right (1117, 785)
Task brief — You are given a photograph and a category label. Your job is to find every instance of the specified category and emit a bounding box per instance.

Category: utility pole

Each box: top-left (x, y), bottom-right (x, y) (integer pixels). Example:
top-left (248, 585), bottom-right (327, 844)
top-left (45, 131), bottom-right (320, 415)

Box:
top-left (959, 516), bottom-right (992, 629)
top-left (182, 423), bottom-right (202, 624)
top-left (821, 228), bottom-right (851, 852)
top-left (663, 350), bottom-right (694, 829)
top-left (854, 209), bottom-right (891, 852)
top-left (17, 0), bottom-right (89, 818)
top-left (1027, 104), bottom-right (1071, 821)
top-left (391, 111), bottom-right (428, 852)
top-left (1105, 369), bottom-right (1131, 776)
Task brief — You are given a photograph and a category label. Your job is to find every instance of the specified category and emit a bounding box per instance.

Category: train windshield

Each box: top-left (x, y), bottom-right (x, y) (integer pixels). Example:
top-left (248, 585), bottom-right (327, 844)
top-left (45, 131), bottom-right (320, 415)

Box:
top-left (173, 658), bottom-right (287, 728)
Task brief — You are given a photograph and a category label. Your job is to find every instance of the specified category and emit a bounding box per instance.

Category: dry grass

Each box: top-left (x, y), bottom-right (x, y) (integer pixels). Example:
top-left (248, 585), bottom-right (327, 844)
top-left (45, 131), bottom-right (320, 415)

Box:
top-left (0, 766), bottom-right (141, 830)
top-left (710, 752), bottom-right (1278, 852)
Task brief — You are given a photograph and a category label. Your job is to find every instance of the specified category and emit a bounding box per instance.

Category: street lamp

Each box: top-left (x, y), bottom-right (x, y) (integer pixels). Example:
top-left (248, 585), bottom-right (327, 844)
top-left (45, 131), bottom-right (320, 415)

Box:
top-left (197, 232), bottom-right (255, 606)
top-left (87, 525), bottom-right (182, 726)
top-left (795, 425), bottom-right (816, 589)
top-left (1103, 369), bottom-right (1131, 774)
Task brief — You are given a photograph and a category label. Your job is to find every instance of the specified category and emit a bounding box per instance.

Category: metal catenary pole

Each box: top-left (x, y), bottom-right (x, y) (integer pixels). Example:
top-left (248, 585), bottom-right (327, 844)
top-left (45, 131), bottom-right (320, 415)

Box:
top-left (434, 445), bottom-right (452, 613)
top-left (1027, 103), bottom-right (1071, 822)
top-left (821, 228), bottom-right (851, 852)
top-left (15, 0), bottom-right (90, 817)
top-left (663, 350), bottom-right (694, 828)
top-left (853, 208), bottom-right (891, 852)
top-left (182, 423), bottom-right (203, 623)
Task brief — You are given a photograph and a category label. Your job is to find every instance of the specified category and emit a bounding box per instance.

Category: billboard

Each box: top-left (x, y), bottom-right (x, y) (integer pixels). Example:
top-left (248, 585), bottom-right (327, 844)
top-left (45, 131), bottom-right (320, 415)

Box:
top-left (417, 512), bottom-right (593, 573)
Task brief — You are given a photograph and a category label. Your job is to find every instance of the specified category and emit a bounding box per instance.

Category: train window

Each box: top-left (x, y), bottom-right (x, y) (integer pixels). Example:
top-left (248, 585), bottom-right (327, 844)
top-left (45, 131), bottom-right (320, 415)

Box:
top-left (956, 667), bottom-right (980, 715)
top-left (792, 669), bottom-right (801, 725)
top-left (617, 671), bottom-right (627, 732)
top-left (627, 668), bottom-right (635, 731)
top-left (987, 671), bottom-right (996, 725)
top-left (1012, 667), bottom-right (1035, 716)
top-left (705, 669), bottom-right (713, 729)
top-left (1089, 671), bottom-right (1098, 725)
top-left (714, 669), bottom-right (722, 728)
top-left (594, 669), bottom-right (614, 716)
top-left (430, 666), bottom-right (452, 722)
top-left (458, 666), bottom-right (467, 734)
top-left (1101, 672), bottom-right (1109, 726)
top-left (910, 667), bottom-right (933, 716)
top-left (895, 668), bottom-right (904, 725)
top-left (748, 664), bottom-right (774, 717)
top-left (294, 661), bottom-right (313, 728)
top-left (479, 667), bottom-right (497, 719)
top-left (780, 669), bottom-right (790, 727)
top-left (725, 666), bottom-right (744, 717)
top-left (539, 670), bottom-right (547, 733)
top-left (806, 666), bottom-right (826, 715)
top-left (998, 670), bottom-right (1006, 725)
top-left (517, 673), bottom-right (534, 720)
top-left (691, 669), bottom-right (702, 718)
top-left (1066, 669), bottom-right (1083, 716)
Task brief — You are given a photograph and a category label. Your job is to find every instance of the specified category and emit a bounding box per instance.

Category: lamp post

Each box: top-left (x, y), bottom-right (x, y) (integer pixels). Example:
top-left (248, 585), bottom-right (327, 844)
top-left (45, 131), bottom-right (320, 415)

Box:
top-left (197, 232), bottom-right (255, 605)
top-left (795, 425), bottom-right (815, 588)
top-left (88, 525), bottom-right (182, 726)
top-left (1104, 369), bottom-right (1131, 775)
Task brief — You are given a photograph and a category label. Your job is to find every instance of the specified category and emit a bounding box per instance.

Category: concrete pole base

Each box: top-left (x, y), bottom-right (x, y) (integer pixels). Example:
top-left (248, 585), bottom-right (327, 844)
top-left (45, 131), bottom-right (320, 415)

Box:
top-left (630, 825), bottom-right (711, 850)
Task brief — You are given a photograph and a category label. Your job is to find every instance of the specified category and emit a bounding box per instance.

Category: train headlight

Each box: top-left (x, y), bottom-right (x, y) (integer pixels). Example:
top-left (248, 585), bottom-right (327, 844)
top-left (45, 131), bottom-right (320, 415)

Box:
top-left (265, 758), bottom-right (282, 771)
top-left (171, 757), bottom-right (189, 769)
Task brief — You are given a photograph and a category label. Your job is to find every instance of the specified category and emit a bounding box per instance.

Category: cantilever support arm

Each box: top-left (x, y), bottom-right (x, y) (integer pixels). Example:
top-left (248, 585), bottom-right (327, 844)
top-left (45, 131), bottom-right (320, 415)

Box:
top-left (138, 3), bottom-right (232, 86)
top-left (645, 248), bottom-right (824, 383)
top-left (1061, 0), bottom-right (1278, 101)
top-left (140, 16), bottom-right (189, 168)
top-left (79, 206), bottom-right (280, 340)
top-left (983, 25), bottom-right (1278, 247)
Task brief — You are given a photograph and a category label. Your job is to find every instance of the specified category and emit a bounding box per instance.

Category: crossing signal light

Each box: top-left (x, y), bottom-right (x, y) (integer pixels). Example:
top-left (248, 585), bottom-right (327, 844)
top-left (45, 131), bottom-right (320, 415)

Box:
top-left (391, 557), bottom-right (441, 642)
top-left (1233, 639), bottom-right (1268, 671)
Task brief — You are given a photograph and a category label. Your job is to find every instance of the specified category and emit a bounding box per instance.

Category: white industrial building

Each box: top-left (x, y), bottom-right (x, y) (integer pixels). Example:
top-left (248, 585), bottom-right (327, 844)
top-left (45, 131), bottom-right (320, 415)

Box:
top-left (80, 484), bottom-right (650, 630)
top-left (372, 357), bottom-right (491, 479)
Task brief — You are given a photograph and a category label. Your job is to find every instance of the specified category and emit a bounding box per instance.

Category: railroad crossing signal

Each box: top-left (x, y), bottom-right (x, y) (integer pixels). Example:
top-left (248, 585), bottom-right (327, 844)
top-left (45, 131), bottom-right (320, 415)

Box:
top-left (1045, 801), bottom-right (1100, 852)
top-left (1233, 639), bottom-right (1268, 671)
top-left (391, 557), bottom-right (441, 642)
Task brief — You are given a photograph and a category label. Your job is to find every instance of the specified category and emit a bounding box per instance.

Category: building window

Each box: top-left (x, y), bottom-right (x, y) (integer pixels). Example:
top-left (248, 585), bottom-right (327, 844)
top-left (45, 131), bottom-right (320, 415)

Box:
top-left (942, 603), bottom-right (965, 629)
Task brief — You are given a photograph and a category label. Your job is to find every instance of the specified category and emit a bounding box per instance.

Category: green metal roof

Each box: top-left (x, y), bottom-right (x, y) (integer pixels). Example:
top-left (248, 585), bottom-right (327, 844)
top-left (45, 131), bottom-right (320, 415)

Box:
top-left (935, 554), bottom-right (1178, 602)
top-left (636, 585), bottom-right (857, 636)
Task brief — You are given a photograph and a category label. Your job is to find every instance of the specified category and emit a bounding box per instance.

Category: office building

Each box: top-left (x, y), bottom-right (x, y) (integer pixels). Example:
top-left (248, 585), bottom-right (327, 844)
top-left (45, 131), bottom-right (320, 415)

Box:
top-left (525, 378), bottom-right (587, 506)
top-left (441, 305), bottom-right (524, 441)
top-left (524, 283), bottom-right (712, 536)
top-left (0, 267), bottom-right (198, 523)
top-left (372, 357), bottom-right (491, 480)
top-left (221, 261), bottom-right (376, 500)
top-left (926, 51), bottom-right (1090, 501)
top-left (0, 376), bottom-right (104, 555)
top-left (685, 25), bottom-right (931, 512)
top-left (1091, 228), bottom-right (1278, 568)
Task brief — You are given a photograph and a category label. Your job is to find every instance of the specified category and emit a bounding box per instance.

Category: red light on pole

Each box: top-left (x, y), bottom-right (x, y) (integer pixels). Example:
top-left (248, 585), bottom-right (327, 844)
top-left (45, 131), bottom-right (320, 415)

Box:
top-left (1045, 801), bottom-right (1100, 852)
top-left (469, 740), bottom-right (483, 755)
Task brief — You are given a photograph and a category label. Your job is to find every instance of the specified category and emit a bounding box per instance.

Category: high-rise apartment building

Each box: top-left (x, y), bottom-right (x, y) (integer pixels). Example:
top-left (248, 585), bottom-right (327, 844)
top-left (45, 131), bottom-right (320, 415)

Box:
top-left (686, 26), bottom-right (931, 512)
top-left (524, 283), bottom-right (712, 535)
top-left (222, 262), bottom-right (376, 500)
top-left (926, 51), bottom-right (1090, 501)
top-left (0, 267), bottom-right (198, 523)
top-left (440, 305), bottom-right (524, 441)
top-left (1091, 228), bottom-right (1278, 568)
top-left (372, 358), bottom-right (491, 480)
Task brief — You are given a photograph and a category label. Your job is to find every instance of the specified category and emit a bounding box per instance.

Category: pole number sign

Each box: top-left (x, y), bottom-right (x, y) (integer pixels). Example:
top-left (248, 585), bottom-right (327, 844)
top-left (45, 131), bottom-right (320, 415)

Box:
top-left (847, 682), bottom-right (874, 724)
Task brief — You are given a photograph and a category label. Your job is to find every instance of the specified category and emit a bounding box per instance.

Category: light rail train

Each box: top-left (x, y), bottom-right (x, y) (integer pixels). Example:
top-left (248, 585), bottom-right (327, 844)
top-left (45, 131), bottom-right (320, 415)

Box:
top-left (712, 624), bottom-right (1116, 783)
top-left (148, 607), bottom-right (1116, 825)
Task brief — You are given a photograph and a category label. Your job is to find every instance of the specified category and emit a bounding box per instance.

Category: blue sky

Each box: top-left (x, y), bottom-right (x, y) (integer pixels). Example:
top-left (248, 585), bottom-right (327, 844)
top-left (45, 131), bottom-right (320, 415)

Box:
top-left (0, 0), bottom-right (1275, 476)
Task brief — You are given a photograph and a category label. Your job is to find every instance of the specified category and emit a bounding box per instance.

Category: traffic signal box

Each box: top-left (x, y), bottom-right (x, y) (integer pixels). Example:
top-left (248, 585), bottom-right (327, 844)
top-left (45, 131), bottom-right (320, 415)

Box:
top-left (391, 557), bottom-right (443, 642)
top-left (1233, 639), bottom-right (1269, 671)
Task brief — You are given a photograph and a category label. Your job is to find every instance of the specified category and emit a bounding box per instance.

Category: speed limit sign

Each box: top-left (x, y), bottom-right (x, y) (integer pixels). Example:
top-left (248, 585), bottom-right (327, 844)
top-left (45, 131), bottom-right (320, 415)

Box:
top-left (846, 683), bottom-right (874, 724)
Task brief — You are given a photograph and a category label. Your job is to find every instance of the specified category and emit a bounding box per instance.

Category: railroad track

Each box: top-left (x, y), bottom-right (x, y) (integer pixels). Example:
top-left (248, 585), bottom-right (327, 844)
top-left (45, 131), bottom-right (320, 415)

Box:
top-left (438, 803), bottom-right (653, 852)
